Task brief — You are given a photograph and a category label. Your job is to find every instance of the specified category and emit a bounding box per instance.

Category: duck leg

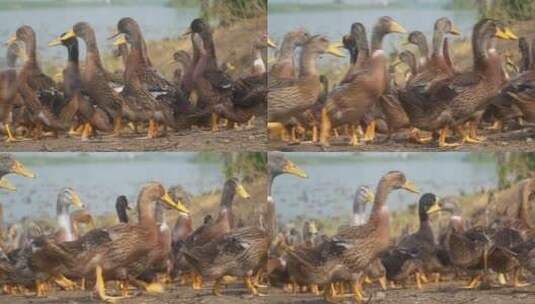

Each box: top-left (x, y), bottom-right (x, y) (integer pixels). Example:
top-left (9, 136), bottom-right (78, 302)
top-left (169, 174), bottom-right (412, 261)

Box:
top-left (94, 265), bottom-right (127, 302)
top-left (312, 125), bottom-right (318, 143)
top-left (415, 272), bottom-right (423, 289)
top-left (35, 279), bottom-right (46, 297)
top-left (438, 127), bottom-right (460, 148)
top-left (363, 120), bottom-right (376, 142)
top-left (211, 113), bottom-right (219, 132)
top-left (4, 123), bottom-right (18, 143)
top-left (53, 274), bottom-right (77, 290)
top-left (310, 284), bottom-right (320, 295)
top-left (512, 268), bottom-right (529, 287)
top-left (349, 125), bottom-right (361, 146)
top-left (409, 128), bottom-right (432, 144)
top-left (81, 123), bottom-right (93, 141)
top-left (464, 273), bottom-right (482, 289)
top-left (323, 283), bottom-right (338, 303)
top-left (468, 121), bottom-right (486, 142)
top-left (458, 122), bottom-right (484, 144)
top-left (212, 278), bottom-right (223, 296)
top-left (132, 279), bottom-right (165, 294)
top-left (379, 276), bottom-right (387, 290)
top-left (244, 275), bottom-right (265, 296)
top-left (319, 108), bottom-right (331, 147)
top-left (351, 280), bottom-right (363, 304)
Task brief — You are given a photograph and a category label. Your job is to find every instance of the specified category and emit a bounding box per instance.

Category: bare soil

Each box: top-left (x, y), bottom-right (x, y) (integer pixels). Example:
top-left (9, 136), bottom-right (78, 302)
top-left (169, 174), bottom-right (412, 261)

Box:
top-left (269, 128), bottom-right (535, 152)
top-left (1, 281), bottom-right (534, 303)
top-left (0, 118), bottom-right (266, 152)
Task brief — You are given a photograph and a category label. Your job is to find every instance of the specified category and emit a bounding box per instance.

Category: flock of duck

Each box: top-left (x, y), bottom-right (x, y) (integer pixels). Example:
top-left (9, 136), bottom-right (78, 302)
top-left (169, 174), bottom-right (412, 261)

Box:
top-left (0, 152), bottom-right (534, 303)
top-left (0, 17), bottom-right (267, 143)
top-left (268, 157), bottom-right (535, 303)
top-left (267, 16), bottom-right (535, 148)
top-left (0, 153), bottom-right (308, 302)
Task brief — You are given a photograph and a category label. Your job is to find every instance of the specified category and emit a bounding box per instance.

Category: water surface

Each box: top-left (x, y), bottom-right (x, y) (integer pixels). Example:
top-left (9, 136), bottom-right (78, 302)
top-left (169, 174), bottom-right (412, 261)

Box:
top-left (272, 153), bottom-right (496, 223)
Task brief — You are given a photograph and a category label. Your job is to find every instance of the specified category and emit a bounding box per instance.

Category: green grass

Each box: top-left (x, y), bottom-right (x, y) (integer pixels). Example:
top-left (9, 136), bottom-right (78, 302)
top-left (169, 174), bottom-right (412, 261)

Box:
top-left (268, 2), bottom-right (407, 14)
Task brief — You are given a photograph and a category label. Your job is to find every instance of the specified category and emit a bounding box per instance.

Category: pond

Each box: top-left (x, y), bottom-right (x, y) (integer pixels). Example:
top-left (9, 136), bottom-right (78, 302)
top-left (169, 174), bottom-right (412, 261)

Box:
top-left (0, 3), bottom-right (199, 63)
top-left (0, 153), bottom-right (224, 222)
top-left (272, 152), bottom-right (497, 223)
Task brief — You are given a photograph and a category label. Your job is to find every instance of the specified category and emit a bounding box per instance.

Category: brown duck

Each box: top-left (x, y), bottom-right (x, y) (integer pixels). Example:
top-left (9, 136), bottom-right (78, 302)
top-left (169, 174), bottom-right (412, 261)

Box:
top-left (319, 17), bottom-right (406, 147)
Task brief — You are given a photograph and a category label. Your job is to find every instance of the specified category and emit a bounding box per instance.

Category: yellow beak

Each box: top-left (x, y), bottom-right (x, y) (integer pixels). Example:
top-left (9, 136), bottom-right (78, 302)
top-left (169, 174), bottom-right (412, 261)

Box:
top-left (326, 43), bottom-right (345, 58)
top-left (108, 29), bottom-right (121, 40)
top-left (365, 191), bottom-right (375, 204)
top-left (0, 178), bottom-right (16, 192)
top-left (63, 30), bottom-right (76, 40)
top-left (70, 191), bottom-right (85, 208)
top-left (389, 21), bottom-right (407, 34)
top-left (449, 24), bottom-right (461, 36)
top-left (426, 199), bottom-right (442, 214)
top-left (235, 183), bottom-right (251, 199)
top-left (505, 28), bottom-right (518, 40)
top-left (402, 181), bottom-right (419, 194)
top-left (11, 161), bottom-right (35, 179)
top-left (283, 161), bottom-right (308, 179)
top-left (161, 192), bottom-right (190, 215)
top-left (48, 36), bottom-right (64, 47)
top-left (4, 35), bottom-right (16, 46)
top-left (267, 37), bottom-right (277, 49)
top-left (495, 28), bottom-right (510, 40)
top-left (113, 35), bottom-right (128, 46)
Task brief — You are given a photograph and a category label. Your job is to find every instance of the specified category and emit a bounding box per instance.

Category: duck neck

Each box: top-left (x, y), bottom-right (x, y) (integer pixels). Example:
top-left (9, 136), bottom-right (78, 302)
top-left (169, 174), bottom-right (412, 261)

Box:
top-left (371, 26), bottom-right (387, 53)
top-left (118, 44), bottom-right (129, 67)
top-left (432, 30), bottom-right (445, 58)
top-left (356, 32), bottom-right (370, 64)
top-left (56, 201), bottom-right (74, 241)
top-left (219, 183), bottom-right (236, 228)
top-left (82, 35), bottom-right (105, 71)
top-left (137, 193), bottom-right (157, 226)
top-left (419, 212), bottom-right (434, 240)
top-left (252, 48), bottom-right (266, 75)
top-left (352, 201), bottom-right (367, 226)
top-left (23, 36), bottom-right (38, 66)
top-left (116, 205), bottom-right (129, 223)
top-left (299, 47), bottom-right (319, 78)
top-left (368, 179), bottom-right (392, 242)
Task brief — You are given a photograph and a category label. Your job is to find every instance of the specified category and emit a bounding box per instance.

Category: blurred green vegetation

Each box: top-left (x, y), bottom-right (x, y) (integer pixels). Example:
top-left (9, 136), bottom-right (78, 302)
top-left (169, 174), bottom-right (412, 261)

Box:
top-left (447, 0), bottom-right (535, 20)
top-left (168, 0), bottom-right (266, 23)
top-left (482, 0), bottom-right (535, 20)
top-left (193, 152), bottom-right (266, 180)
top-left (497, 152), bottom-right (535, 189)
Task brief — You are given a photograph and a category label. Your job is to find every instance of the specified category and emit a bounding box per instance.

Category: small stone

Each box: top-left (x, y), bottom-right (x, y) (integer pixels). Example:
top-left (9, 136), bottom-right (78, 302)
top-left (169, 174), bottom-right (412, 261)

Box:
top-left (526, 137), bottom-right (533, 143)
top-left (375, 291), bottom-right (386, 300)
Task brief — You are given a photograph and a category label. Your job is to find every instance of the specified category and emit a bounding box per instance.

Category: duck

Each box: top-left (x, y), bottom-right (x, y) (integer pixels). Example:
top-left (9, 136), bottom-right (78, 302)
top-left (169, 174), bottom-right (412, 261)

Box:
top-left (52, 188), bottom-right (85, 243)
top-left (214, 35), bottom-right (274, 128)
top-left (0, 42), bottom-right (24, 143)
top-left (60, 22), bottom-right (124, 137)
top-left (47, 32), bottom-right (113, 141)
top-left (183, 178), bottom-right (250, 288)
top-left (115, 195), bottom-right (130, 224)
top-left (406, 18), bottom-right (460, 88)
top-left (28, 182), bottom-right (189, 300)
top-left (399, 19), bottom-right (517, 148)
top-left (0, 154), bottom-right (35, 191)
top-left (319, 17), bottom-right (406, 147)
top-left (494, 38), bottom-right (535, 125)
top-left (185, 18), bottom-right (235, 132)
top-left (445, 215), bottom-right (491, 289)
top-left (182, 220), bottom-right (270, 297)
top-left (380, 193), bottom-right (443, 289)
top-left (285, 171), bottom-right (418, 303)
top-left (268, 35), bottom-right (344, 127)
top-left (269, 29), bottom-right (310, 80)
top-left (112, 17), bottom-right (180, 138)
top-left (6, 26), bottom-right (68, 138)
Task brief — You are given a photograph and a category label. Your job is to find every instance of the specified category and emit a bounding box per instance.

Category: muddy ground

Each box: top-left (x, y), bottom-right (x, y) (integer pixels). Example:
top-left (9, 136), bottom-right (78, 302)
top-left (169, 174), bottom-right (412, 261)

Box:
top-left (269, 128), bottom-right (535, 152)
top-left (0, 118), bottom-right (266, 152)
top-left (1, 280), bottom-right (534, 303)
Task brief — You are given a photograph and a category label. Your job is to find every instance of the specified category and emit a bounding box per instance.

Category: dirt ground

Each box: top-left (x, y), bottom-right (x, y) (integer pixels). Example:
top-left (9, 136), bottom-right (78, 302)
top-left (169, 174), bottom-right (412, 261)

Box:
top-left (1, 280), bottom-right (534, 304)
top-left (269, 128), bottom-right (535, 152)
top-left (0, 118), bottom-right (266, 152)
